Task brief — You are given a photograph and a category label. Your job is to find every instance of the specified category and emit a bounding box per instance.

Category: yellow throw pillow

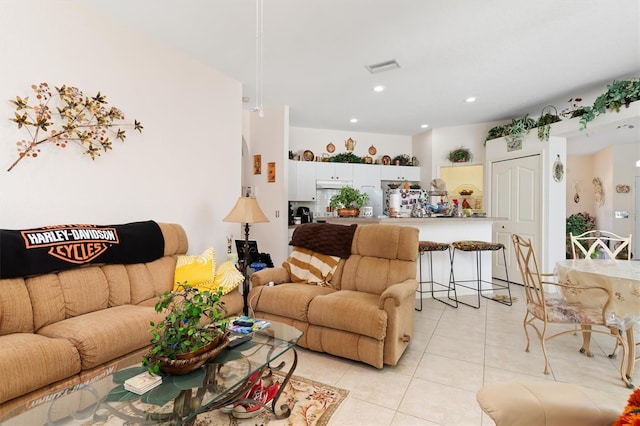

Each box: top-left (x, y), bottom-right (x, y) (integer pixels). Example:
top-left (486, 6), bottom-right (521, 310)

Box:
top-left (173, 247), bottom-right (216, 292)
top-left (212, 261), bottom-right (244, 294)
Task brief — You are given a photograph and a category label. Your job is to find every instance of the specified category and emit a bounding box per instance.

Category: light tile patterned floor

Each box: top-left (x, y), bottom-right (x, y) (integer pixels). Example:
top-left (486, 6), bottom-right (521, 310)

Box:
top-left (282, 285), bottom-right (639, 426)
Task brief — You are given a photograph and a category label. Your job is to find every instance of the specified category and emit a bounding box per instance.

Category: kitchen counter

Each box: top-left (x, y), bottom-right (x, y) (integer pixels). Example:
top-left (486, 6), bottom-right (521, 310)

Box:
top-left (322, 216), bottom-right (504, 299)
top-left (320, 216), bottom-right (501, 224)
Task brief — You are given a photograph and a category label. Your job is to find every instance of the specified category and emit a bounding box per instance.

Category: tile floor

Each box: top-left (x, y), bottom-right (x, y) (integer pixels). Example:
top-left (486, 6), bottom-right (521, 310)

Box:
top-left (281, 285), bottom-right (639, 426)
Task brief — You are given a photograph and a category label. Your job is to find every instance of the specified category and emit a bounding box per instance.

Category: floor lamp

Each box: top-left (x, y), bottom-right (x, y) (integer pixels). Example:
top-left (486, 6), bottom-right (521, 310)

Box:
top-left (223, 195), bottom-right (269, 316)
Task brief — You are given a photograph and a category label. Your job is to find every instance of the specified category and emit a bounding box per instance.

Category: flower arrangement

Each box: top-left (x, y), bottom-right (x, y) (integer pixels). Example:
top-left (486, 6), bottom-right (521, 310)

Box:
top-left (613, 387), bottom-right (640, 425)
top-left (143, 283), bottom-right (228, 374)
top-left (7, 82), bottom-right (142, 171)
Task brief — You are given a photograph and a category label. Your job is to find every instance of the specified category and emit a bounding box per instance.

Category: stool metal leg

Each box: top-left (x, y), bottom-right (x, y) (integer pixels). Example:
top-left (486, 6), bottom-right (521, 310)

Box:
top-left (450, 246), bottom-right (513, 309)
top-left (416, 250), bottom-right (424, 311)
top-left (416, 246), bottom-right (458, 310)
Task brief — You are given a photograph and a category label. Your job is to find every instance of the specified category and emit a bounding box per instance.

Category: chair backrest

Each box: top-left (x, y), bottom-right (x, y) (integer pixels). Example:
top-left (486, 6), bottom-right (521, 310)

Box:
top-left (511, 234), bottom-right (546, 309)
top-left (570, 230), bottom-right (632, 260)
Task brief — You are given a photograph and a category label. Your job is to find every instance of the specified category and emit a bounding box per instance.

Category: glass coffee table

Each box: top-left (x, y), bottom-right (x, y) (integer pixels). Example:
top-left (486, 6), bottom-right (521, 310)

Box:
top-left (6, 321), bottom-right (302, 426)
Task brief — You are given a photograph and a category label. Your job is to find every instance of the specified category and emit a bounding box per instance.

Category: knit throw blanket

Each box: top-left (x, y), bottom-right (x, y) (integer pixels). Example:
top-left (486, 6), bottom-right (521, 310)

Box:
top-left (0, 220), bottom-right (164, 279)
top-left (290, 223), bottom-right (357, 258)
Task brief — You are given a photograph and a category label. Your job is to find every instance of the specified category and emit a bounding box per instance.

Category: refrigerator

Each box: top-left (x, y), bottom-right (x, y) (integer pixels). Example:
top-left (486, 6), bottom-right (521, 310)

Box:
top-left (360, 186), bottom-right (384, 218)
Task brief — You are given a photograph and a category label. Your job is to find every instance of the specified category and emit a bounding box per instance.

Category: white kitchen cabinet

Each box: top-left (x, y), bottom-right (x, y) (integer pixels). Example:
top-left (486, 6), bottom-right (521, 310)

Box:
top-left (379, 165), bottom-right (420, 182)
top-left (316, 162), bottom-right (353, 181)
top-left (352, 163), bottom-right (381, 189)
top-left (288, 160), bottom-right (316, 201)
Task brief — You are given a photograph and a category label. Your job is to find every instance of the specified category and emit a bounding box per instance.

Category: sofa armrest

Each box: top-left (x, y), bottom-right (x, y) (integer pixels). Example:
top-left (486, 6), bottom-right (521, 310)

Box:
top-left (378, 279), bottom-right (419, 309)
top-left (250, 267), bottom-right (291, 288)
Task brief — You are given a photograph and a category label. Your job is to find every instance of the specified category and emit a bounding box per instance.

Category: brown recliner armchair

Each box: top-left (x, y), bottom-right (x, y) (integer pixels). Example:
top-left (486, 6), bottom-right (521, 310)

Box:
top-left (248, 224), bottom-right (419, 368)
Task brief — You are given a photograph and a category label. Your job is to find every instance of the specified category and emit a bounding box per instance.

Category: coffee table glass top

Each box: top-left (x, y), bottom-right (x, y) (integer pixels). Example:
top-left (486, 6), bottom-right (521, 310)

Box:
top-left (7, 321), bottom-right (302, 426)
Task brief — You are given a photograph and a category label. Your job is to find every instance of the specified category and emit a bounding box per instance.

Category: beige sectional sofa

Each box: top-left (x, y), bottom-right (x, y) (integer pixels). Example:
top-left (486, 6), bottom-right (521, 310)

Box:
top-left (0, 222), bottom-right (242, 421)
top-left (248, 223), bottom-right (419, 368)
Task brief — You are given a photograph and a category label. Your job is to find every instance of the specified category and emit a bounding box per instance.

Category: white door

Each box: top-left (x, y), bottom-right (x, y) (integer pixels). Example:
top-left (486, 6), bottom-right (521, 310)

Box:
top-left (491, 154), bottom-right (541, 284)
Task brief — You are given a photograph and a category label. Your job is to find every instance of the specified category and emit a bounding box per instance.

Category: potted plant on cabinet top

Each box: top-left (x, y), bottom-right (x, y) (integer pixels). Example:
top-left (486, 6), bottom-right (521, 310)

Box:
top-left (447, 147), bottom-right (472, 163)
top-left (143, 283), bottom-right (228, 374)
top-left (330, 186), bottom-right (370, 217)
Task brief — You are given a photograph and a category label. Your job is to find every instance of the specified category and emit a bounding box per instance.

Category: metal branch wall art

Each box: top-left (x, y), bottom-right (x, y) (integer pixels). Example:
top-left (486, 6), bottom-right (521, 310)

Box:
top-left (7, 83), bottom-right (143, 171)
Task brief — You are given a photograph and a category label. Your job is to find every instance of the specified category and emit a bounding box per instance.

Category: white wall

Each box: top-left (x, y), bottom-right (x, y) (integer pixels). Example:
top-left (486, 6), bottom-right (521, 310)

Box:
top-left (612, 143), bottom-right (639, 239)
top-left (242, 106), bottom-right (290, 266)
top-left (289, 127), bottom-right (411, 164)
top-left (566, 155), bottom-right (596, 217)
top-left (593, 147), bottom-right (615, 232)
top-left (0, 1), bottom-right (243, 258)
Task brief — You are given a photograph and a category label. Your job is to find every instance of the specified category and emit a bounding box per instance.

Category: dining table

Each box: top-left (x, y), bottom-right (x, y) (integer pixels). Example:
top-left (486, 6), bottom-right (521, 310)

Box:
top-left (555, 259), bottom-right (640, 382)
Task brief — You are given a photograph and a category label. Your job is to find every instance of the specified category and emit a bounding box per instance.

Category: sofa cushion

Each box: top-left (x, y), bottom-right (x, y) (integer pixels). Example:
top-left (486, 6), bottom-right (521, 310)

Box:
top-left (173, 247), bottom-right (216, 291)
top-left (251, 284), bottom-right (335, 322)
top-left (283, 247), bottom-right (340, 287)
top-left (101, 264), bottom-right (132, 306)
top-left (37, 305), bottom-right (164, 370)
top-left (307, 290), bottom-right (387, 340)
top-left (0, 278), bottom-right (33, 335)
top-left (25, 273), bottom-right (66, 331)
top-left (0, 333), bottom-right (80, 404)
top-left (125, 263), bottom-right (156, 304)
top-left (58, 267), bottom-right (109, 317)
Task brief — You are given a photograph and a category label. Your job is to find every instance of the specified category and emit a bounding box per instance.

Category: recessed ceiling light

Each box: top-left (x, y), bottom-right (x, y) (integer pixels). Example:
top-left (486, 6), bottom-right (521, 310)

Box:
top-left (350, 118), bottom-right (358, 123)
top-left (373, 85), bottom-right (385, 92)
top-left (420, 124), bottom-right (429, 129)
top-left (465, 97), bottom-right (477, 103)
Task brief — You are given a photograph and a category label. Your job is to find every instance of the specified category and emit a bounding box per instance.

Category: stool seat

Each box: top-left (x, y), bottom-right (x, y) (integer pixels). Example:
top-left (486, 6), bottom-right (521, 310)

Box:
top-left (419, 241), bottom-right (450, 252)
top-left (452, 240), bottom-right (505, 251)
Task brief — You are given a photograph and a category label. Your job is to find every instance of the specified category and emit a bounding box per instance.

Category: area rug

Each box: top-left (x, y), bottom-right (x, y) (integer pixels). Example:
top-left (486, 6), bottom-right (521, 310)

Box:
top-left (194, 373), bottom-right (349, 426)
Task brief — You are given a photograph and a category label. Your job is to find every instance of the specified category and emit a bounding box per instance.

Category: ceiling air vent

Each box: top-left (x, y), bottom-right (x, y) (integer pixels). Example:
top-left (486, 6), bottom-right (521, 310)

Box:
top-left (365, 59), bottom-right (400, 74)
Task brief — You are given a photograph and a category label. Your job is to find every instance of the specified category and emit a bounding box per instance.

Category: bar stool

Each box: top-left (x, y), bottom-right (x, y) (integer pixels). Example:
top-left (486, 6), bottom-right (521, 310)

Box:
top-left (416, 241), bottom-right (457, 310)
top-left (449, 240), bottom-right (512, 309)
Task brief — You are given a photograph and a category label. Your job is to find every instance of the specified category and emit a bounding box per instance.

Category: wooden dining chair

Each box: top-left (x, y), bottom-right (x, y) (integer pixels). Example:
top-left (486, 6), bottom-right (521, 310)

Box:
top-left (570, 230), bottom-right (632, 260)
top-left (511, 234), bottom-right (632, 388)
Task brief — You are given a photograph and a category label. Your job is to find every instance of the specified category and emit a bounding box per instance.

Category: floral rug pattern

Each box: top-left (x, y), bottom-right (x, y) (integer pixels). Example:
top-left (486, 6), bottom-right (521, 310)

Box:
top-left (195, 373), bottom-right (348, 426)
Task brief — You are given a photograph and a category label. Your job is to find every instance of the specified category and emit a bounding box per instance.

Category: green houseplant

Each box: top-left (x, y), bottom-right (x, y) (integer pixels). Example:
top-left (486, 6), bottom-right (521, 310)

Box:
top-left (579, 78), bottom-right (640, 130)
top-left (143, 283), bottom-right (228, 374)
top-left (330, 186), bottom-right (369, 217)
top-left (565, 212), bottom-right (597, 259)
top-left (536, 106), bottom-right (562, 142)
top-left (447, 147), bottom-right (472, 163)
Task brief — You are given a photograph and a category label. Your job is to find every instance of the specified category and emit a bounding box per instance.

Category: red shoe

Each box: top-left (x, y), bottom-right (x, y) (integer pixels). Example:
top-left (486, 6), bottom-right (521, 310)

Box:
top-left (220, 371), bottom-right (262, 414)
top-left (232, 381), bottom-right (280, 419)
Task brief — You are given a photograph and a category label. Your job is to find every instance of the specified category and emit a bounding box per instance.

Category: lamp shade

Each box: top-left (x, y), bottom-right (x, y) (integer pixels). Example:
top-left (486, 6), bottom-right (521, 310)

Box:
top-left (223, 196), bottom-right (269, 224)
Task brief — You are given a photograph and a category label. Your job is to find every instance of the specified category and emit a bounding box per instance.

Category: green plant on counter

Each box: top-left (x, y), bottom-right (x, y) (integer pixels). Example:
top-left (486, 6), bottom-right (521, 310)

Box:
top-left (329, 186), bottom-right (369, 209)
top-left (328, 152), bottom-right (364, 163)
top-left (579, 78), bottom-right (640, 130)
top-left (143, 283), bottom-right (228, 374)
